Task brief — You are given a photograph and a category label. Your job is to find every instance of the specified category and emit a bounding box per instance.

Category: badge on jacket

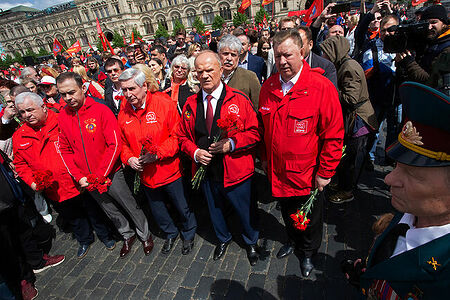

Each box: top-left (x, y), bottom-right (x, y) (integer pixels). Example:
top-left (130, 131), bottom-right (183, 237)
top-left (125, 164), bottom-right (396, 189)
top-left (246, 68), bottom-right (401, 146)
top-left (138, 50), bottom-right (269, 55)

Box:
top-left (84, 118), bottom-right (97, 134)
top-left (294, 119), bottom-right (308, 134)
top-left (146, 112), bottom-right (157, 124)
top-left (228, 104), bottom-right (239, 115)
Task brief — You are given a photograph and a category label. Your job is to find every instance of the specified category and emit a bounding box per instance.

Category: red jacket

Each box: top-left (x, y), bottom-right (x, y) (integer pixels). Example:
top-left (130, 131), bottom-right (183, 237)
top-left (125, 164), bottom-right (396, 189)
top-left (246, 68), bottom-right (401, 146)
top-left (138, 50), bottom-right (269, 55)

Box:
top-left (58, 96), bottom-right (121, 182)
top-left (119, 91), bottom-right (182, 189)
top-left (178, 84), bottom-right (260, 188)
top-left (259, 62), bottom-right (344, 197)
top-left (13, 111), bottom-right (80, 202)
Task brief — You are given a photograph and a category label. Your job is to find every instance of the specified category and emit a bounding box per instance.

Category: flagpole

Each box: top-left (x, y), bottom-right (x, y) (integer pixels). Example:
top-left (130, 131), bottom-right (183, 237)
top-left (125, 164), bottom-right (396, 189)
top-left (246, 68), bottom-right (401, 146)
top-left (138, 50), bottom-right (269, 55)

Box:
top-left (272, 1), bottom-right (274, 20)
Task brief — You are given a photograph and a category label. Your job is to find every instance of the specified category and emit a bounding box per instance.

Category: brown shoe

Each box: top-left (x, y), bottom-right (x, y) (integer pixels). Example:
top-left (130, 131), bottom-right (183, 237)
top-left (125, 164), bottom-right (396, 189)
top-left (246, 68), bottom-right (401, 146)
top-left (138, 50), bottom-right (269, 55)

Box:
top-left (142, 236), bottom-right (154, 256)
top-left (120, 235), bottom-right (136, 258)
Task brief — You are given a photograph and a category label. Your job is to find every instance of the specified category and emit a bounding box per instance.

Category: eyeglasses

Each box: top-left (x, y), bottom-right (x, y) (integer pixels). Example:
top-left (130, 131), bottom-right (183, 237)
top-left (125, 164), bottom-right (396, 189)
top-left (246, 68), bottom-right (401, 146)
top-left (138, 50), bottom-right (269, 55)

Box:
top-left (262, 47), bottom-right (271, 50)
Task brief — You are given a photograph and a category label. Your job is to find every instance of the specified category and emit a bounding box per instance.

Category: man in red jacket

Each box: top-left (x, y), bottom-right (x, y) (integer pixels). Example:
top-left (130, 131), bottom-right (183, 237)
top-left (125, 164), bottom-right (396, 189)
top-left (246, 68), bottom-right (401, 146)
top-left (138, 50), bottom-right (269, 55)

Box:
top-left (178, 51), bottom-right (261, 266)
top-left (118, 68), bottom-right (197, 255)
top-left (13, 92), bottom-right (115, 260)
top-left (56, 72), bottom-right (153, 259)
top-left (259, 30), bottom-right (344, 277)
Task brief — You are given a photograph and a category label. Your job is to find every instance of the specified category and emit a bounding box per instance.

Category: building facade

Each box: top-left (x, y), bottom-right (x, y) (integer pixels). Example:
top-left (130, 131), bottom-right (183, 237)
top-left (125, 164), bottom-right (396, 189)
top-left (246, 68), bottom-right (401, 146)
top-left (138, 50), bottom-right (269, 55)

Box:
top-left (0, 0), bottom-right (306, 56)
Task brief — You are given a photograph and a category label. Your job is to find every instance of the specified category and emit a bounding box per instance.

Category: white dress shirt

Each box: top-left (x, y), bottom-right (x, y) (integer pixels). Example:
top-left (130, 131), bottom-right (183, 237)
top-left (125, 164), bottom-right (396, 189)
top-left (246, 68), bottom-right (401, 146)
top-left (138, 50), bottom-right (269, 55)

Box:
top-left (391, 213), bottom-right (450, 258)
top-left (194, 82), bottom-right (235, 162)
top-left (279, 67), bottom-right (303, 96)
top-left (112, 84), bottom-right (122, 110)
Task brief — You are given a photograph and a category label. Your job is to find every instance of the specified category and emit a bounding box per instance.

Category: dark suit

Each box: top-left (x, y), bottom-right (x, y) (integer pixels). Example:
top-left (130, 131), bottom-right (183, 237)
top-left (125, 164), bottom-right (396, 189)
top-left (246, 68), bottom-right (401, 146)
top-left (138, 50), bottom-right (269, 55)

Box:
top-left (103, 80), bottom-right (121, 118)
top-left (361, 213), bottom-right (450, 299)
top-left (243, 53), bottom-right (266, 83)
top-left (227, 67), bottom-right (261, 109)
top-left (308, 52), bottom-right (338, 88)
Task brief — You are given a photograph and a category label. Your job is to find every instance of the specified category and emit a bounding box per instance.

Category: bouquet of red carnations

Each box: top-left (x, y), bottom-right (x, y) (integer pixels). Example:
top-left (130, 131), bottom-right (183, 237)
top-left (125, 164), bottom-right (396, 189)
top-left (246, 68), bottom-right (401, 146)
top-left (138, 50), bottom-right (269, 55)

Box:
top-left (33, 170), bottom-right (54, 191)
top-left (133, 135), bottom-right (158, 194)
top-left (86, 174), bottom-right (112, 194)
top-left (191, 113), bottom-right (244, 190)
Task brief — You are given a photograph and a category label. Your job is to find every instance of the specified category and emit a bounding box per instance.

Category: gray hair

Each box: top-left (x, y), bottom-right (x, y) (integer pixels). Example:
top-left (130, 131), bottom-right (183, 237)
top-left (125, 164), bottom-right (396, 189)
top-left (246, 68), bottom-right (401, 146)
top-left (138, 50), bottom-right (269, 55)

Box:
top-left (15, 92), bottom-right (44, 107)
top-left (20, 67), bottom-right (36, 81)
top-left (171, 55), bottom-right (190, 72)
top-left (218, 34), bottom-right (243, 54)
top-left (118, 68), bottom-right (146, 87)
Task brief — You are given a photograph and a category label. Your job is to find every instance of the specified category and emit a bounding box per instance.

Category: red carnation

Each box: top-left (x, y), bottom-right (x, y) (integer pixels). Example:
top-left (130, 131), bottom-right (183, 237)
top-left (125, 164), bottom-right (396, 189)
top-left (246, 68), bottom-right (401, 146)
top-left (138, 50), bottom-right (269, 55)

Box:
top-left (140, 136), bottom-right (158, 155)
top-left (86, 174), bottom-right (111, 194)
top-left (33, 170), bottom-right (54, 191)
top-left (115, 95), bottom-right (126, 102)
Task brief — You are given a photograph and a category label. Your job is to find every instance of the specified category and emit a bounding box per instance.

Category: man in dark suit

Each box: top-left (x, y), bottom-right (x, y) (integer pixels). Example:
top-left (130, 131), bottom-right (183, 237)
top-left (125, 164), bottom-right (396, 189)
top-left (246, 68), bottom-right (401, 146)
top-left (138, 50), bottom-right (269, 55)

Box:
top-left (218, 35), bottom-right (261, 109)
top-left (103, 58), bottom-right (125, 118)
top-left (297, 26), bottom-right (338, 88)
top-left (234, 30), bottom-right (266, 83)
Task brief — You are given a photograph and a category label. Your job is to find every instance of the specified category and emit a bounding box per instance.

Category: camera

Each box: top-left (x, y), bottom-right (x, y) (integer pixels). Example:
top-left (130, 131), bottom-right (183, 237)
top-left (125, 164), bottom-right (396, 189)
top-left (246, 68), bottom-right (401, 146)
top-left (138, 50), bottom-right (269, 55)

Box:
top-left (383, 20), bottom-right (428, 53)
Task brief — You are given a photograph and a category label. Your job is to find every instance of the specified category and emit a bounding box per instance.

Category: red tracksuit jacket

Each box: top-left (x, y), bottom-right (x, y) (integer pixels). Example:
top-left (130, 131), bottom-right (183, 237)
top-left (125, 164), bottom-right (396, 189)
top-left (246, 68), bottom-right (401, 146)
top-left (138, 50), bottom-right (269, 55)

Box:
top-left (259, 62), bottom-right (344, 197)
top-left (58, 96), bottom-right (121, 182)
top-left (118, 91), bottom-right (182, 189)
top-left (178, 84), bottom-right (260, 188)
top-left (13, 111), bottom-right (80, 202)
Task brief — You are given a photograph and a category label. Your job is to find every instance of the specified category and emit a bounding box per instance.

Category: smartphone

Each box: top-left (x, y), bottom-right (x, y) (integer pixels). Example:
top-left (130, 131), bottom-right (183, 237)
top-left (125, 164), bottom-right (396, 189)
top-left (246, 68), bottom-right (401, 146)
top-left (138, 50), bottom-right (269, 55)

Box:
top-left (330, 3), bottom-right (351, 14)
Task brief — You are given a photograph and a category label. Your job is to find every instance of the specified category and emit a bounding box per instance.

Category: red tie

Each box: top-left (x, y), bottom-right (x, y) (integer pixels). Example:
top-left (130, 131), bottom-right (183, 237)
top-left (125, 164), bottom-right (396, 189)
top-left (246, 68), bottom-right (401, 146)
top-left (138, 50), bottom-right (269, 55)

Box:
top-left (206, 95), bottom-right (213, 135)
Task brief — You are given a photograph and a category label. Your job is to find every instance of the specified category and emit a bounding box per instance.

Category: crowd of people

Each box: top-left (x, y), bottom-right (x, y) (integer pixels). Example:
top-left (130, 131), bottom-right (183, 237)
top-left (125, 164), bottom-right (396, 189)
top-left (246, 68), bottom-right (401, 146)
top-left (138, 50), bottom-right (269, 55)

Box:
top-left (0, 1), bottom-right (449, 299)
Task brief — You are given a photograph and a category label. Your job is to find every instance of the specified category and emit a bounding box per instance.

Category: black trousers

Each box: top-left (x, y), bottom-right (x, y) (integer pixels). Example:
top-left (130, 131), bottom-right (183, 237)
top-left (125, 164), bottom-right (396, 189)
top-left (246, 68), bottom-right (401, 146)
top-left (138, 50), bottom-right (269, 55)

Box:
top-left (276, 192), bottom-right (324, 257)
top-left (337, 134), bottom-right (368, 191)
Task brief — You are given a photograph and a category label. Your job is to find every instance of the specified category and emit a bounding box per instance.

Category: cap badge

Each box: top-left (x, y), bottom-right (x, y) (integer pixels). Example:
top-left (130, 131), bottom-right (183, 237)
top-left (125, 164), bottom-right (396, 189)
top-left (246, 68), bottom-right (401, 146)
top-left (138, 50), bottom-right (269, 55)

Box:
top-left (427, 257), bottom-right (441, 271)
top-left (402, 121), bottom-right (424, 146)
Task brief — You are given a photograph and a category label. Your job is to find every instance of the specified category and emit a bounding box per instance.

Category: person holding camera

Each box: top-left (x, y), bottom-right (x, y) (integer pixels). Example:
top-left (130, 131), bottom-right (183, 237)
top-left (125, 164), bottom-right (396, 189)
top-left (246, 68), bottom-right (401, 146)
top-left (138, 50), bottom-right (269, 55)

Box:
top-left (395, 5), bottom-right (449, 92)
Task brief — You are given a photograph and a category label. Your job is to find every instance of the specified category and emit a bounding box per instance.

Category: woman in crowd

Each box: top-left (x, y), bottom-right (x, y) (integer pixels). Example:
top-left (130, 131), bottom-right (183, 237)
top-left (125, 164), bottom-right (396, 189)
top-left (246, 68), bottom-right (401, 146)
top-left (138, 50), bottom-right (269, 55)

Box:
top-left (162, 55), bottom-right (199, 115)
top-left (86, 56), bottom-right (101, 81)
top-left (256, 37), bottom-right (272, 82)
top-left (72, 65), bottom-right (105, 99)
top-left (21, 78), bottom-right (38, 94)
top-left (149, 58), bottom-right (166, 90)
top-left (187, 42), bottom-right (202, 58)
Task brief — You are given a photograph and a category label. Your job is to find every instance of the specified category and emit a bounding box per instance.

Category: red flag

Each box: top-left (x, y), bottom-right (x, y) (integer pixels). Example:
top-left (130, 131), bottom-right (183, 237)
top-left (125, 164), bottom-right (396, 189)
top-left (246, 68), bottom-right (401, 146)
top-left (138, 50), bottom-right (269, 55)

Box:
top-left (65, 41), bottom-right (81, 55)
top-left (131, 31), bottom-right (135, 44)
top-left (53, 38), bottom-right (63, 56)
top-left (411, 0), bottom-right (428, 6)
top-left (105, 37), bottom-right (115, 55)
top-left (96, 18), bottom-right (103, 35)
top-left (262, 0), bottom-right (274, 5)
top-left (302, 0), bottom-right (324, 26)
top-left (263, 14), bottom-right (267, 26)
top-left (238, 0), bottom-right (251, 14)
top-left (122, 36), bottom-right (128, 45)
top-left (87, 41), bottom-right (94, 51)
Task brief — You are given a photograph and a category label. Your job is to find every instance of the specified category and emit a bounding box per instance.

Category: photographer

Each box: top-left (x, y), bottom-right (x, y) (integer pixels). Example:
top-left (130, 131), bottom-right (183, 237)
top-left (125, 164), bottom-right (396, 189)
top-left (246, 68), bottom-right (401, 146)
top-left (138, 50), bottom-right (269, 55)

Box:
top-left (395, 5), bottom-right (449, 91)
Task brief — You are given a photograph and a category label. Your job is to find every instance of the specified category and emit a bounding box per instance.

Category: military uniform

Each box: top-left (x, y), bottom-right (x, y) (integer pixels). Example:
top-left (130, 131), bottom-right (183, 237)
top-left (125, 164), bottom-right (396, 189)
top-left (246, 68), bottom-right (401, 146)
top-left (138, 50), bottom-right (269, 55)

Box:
top-left (359, 82), bottom-right (450, 299)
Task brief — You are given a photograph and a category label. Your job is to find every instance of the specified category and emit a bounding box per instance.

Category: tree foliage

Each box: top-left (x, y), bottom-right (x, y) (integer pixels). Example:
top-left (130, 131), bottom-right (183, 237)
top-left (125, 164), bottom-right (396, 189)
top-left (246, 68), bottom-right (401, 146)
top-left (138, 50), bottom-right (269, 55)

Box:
top-left (0, 54), bottom-right (14, 69)
top-left (13, 51), bottom-right (24, 64)
top-left (38, 48), bottom-right (50, 56)
top-left (212, 15), bottom-right (225, 30)
top-left (96, 37), bottom-right (104, 52)
top-left (132, 28), bottom-right (143, 39)
top-left (255, 6), bottom-right (268, 25)
top-left (24, 48), bottom-right (37, 59)
top-left (233, 12), bottom-right (248, 27)
top-left (172, 19), bottom-right (185, 36)
top-left (192, 16), bottom-right (206, 34)
top-left (154, 22), bottom-right (169, 39)
top-left (112, 31), bottom-right (125, 48)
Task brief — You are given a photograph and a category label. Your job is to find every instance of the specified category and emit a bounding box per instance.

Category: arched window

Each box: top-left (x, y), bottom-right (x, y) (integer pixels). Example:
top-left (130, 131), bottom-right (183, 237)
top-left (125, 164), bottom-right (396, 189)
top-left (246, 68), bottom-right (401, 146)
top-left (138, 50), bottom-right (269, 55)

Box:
top-left (79, 31), bottom-right (89, 46)
top-left (171, 13), bottom-right (183, 28)
top-left (202, 5), bottom-right (214, 25)
top-left (219, 3), bottom-right (232, 20)
top-left (156, 16), bottom-right (168, 30)
top-left (143, 18), bottom-right (154, 35)
top-left (186, 9), bottom-right (196, 27)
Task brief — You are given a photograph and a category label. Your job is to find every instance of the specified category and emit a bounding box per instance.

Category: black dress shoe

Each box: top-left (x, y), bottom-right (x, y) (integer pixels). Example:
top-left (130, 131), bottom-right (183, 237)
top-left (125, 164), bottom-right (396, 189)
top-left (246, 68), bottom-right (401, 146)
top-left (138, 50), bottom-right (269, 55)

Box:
top-left (213, 241), bottom-right (230, 260)
top-left (181, 239), bottom-right (194, 255)
top-left (300, 257), bottom-right (314, 277)
top-left (161, 236), bottom-right (177, 254)
top-left (276, 243), bottom-right (294, 259)
top-left (246, 244), bottom-right (259, 266)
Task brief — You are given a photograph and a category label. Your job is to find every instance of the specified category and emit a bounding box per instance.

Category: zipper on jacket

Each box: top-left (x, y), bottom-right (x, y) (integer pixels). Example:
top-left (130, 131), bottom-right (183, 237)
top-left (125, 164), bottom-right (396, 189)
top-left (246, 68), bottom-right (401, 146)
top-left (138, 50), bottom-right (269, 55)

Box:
top-left (76, 112), bottom-right (92, 174)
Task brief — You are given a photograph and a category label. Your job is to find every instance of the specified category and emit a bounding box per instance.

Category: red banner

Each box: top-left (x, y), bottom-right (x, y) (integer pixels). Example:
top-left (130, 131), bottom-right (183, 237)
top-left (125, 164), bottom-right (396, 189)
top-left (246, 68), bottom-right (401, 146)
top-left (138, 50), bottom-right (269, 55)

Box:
top-left (411, 0), bottom-right (428, 6)
top-left (262, 0), bottom-right (273, 5)
top-left (238, 0), bottom-right (251, 14)
top-left (52, 38), bottom-right (63, 56)
top-left (302, 0), bottom-right (324, 26)
top-left (65, 40), bottom-right (81, 55)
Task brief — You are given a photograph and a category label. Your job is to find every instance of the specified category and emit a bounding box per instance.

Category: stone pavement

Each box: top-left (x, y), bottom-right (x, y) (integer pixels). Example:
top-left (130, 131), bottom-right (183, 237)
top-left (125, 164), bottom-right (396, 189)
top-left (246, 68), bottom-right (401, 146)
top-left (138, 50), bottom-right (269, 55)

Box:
top-left (35, 165), bottom-right (394, 300)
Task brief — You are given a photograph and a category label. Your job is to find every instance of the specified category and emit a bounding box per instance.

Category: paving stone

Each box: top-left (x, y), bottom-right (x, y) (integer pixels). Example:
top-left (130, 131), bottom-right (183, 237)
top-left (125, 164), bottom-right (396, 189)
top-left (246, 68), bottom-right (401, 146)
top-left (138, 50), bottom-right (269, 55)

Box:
top-left (130, 288), bottom-right (147, 300)
top-left (158, 291), bottom-right (176, 300)
top-left (116, 261), bottom-right (136, 282)
top-left (224, 280), bottom-right (246, 299)
top-left (231, 258), bottom-right (250, 282)
top-left (103, 282), bottom-right (122, 300)
top-left (136, 276), bottom-right (154, 292)
top-left (161, 266), bottom-right (188, 292)
top-left (173, 287), bottom-right (194, 300)
top-left (146, 274), bottom-right (168, 298)
top-left (220, 253), bottom-right (238, 273)
top-left (181, 261), bottom-right (206, 288)
top-left (195, 243), bottom-right (213, 263)
top-left (64, 276), bottom-right (87, 298)
top-left (97, 271), bottom-right (119, 289)
top-left (89, 287), bottom-right (107, 299)
top-left (192, 276), bottom-right (214, 300)
top-left (117, 283), bottom-right (137, 300)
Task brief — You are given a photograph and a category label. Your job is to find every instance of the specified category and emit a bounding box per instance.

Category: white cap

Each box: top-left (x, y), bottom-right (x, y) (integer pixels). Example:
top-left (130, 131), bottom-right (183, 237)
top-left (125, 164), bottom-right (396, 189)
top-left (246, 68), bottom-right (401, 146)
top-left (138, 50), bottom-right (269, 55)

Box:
top-left (39, 76), bottom-right (56, 85)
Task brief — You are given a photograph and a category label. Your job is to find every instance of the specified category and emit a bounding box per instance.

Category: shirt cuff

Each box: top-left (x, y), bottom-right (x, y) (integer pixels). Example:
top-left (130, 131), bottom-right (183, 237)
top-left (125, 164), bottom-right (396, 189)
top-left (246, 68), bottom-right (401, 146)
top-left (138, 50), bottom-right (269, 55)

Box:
top-left (1, 116), bottom-right (11, 124)
top-left (193, 148), bottom-right (200, 163)
top-left (228, 138), bottom-right (235, 152)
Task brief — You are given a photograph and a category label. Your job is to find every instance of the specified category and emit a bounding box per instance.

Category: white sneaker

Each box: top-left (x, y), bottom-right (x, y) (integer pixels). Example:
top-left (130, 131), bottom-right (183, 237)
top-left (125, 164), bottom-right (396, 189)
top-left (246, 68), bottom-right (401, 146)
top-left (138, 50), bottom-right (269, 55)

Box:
top-left (42, 214), bottom-right (52, 223)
